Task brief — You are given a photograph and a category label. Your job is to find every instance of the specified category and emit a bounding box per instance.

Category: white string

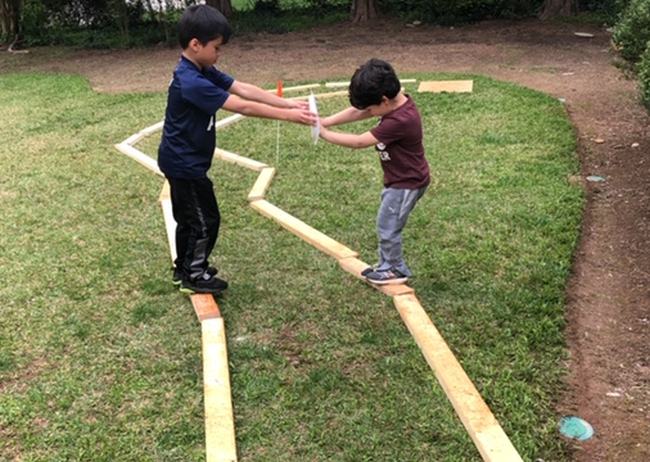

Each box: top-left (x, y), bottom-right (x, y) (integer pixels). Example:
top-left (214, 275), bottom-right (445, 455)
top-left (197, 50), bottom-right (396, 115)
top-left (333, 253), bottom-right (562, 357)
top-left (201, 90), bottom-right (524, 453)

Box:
top-left (275, 120), bottom-right (280, 166)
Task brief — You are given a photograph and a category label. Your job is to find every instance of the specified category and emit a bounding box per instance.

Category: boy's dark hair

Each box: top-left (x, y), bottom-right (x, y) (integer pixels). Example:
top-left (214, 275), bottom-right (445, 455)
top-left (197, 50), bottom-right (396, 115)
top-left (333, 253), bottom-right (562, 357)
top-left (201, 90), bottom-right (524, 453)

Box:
top-left (178, 5), bottom-right (232, 49)
top-left (349, 59), bottom-right (401, 109)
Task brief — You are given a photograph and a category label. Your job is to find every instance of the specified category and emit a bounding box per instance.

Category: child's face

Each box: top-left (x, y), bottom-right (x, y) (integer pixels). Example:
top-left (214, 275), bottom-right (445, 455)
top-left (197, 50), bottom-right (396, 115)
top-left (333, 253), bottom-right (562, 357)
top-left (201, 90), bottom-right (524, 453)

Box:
top-left (366, 97), bottom-right (392, 117)
top-left (191, 36), bottom-right (224, 68)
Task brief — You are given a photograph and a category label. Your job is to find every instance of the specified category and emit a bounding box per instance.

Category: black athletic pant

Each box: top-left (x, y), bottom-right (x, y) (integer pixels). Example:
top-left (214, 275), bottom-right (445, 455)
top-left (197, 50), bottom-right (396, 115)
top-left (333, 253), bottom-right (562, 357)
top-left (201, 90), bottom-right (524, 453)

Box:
top-left (167, 176), bottom-right (220, 281)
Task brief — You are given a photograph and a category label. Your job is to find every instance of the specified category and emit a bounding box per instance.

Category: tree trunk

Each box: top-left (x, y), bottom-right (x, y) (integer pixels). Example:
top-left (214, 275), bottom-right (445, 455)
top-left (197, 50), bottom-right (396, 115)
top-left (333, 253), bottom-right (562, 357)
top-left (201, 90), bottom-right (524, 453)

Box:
top-left (539, 0), bottom-right (577, 19)
top-left (0, 0), bottom-right (22, 48)
top-left (206, 0), bottom-right (233, 17)
top-left (351, 0), bottom-right (377, 23)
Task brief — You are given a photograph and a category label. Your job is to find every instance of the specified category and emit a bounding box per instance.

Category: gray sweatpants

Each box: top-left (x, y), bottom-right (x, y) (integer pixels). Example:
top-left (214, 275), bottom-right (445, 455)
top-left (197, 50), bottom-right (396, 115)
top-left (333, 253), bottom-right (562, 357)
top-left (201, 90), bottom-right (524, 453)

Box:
top-left (375, 186), bottom-right (427, 277)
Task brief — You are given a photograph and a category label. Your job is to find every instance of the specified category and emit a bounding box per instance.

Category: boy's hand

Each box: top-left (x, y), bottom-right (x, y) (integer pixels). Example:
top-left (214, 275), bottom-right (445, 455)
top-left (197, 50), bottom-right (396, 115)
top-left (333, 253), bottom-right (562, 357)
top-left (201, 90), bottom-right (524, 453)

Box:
top-left (319, 125), bottom-right (331, 141)
top-left (288, 108), bottom-right (317, 125)
top-left (285, 99), bottom-right (310, 110)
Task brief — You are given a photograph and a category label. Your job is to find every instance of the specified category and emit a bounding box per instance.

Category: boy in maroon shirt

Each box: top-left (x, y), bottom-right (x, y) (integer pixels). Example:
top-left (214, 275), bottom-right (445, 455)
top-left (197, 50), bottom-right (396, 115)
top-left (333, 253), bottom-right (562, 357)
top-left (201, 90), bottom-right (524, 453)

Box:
top-left (320, 59), bottom-right (430, 285)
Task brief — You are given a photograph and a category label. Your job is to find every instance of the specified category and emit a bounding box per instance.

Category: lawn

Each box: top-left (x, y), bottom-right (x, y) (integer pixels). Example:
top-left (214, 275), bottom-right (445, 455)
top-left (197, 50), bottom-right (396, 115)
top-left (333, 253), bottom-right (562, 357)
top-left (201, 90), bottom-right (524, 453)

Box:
top-left (0, 73), bottom-right (582, 461)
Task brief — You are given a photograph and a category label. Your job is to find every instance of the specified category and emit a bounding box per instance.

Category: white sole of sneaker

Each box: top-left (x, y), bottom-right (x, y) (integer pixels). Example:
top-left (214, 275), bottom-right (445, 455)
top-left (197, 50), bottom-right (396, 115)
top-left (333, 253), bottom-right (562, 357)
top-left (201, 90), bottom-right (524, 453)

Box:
top-left (366, 277), bottom-right (408, 285)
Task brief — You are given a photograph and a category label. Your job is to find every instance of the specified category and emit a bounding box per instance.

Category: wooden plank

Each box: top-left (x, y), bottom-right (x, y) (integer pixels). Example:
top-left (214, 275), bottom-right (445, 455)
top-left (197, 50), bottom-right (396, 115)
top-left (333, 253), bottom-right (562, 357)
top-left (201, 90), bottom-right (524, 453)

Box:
top-left (325, 79), bottom-right (415, 88)
top-left (418, 80), bottom-right (473, 93)
top-left (160, 198), bottom-right (177, 263)
top-left (247, 167), bottom-right (276, 202)
top-left (123, 132), bottom-right (147, 146)
top-left (377, 283), bottom-right (415, 296)
top-left (215, 114), bottom-right (244, 130)
top-left (280, 83), bottom-right (321, 92)
top-left (324, 81), bottom-right (348, 88)
top-left (202, 317), bottom-right (238, 462)
top-left (288, 89), bottom-right (349, 101)
top-left (159, 181), bottom-right (177, 263)
top-left (159, 180), bottom-right (170, 201)
top-left (214, 148), bottom-right (268, 172)
top-left (114, 143), bottom-right (164, 177)
top-left (392, 294), bottom-right (522, 462)
top-left (191, 293), bottom-right (221, 321)
top-left (314, 89), bottom-right (348, 99)
top-left (337, 257), bottom-right (414, 296)
top-left (250, 200), bottom-right (357, 259)
top-left (122, 121), bottom-right (163, 146)
top-left (141, 120), bottom-right (164, 135)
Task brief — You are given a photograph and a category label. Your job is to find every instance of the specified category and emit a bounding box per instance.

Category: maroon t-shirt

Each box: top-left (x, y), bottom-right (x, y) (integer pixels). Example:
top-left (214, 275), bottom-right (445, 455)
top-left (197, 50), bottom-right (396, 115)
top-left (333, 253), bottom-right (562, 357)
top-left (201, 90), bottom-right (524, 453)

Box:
top-left (370, 95), bottom-right (430, 189)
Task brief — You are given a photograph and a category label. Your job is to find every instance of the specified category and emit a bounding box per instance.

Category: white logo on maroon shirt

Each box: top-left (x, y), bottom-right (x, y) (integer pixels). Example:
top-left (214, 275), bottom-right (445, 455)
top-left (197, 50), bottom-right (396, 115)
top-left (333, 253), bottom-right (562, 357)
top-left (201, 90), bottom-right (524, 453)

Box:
top-left (376, 142), bottom-right (390, 161)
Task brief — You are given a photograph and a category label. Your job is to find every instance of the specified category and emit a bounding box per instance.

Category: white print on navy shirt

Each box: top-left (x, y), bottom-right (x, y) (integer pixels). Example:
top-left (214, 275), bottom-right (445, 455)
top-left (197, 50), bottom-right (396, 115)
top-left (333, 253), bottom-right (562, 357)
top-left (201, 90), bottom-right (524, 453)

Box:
top-left (207, 116), bottom-right (214, 131)
top-left (376, 142), bottom-right (391, 161)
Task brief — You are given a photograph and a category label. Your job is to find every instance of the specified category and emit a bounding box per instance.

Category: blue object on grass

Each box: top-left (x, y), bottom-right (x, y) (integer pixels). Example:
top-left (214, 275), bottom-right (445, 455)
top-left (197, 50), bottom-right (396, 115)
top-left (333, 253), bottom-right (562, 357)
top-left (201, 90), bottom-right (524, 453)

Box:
top-left (559, 416), bottom-right (594, 441)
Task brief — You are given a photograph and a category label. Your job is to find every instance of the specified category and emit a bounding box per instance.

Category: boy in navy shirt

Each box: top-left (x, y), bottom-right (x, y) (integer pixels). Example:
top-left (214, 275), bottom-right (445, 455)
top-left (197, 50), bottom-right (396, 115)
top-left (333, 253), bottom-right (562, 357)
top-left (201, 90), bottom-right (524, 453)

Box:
top-left (159, 5), bottom-right (315, 294)
top-left (319, 59), bottom-right (430, 285)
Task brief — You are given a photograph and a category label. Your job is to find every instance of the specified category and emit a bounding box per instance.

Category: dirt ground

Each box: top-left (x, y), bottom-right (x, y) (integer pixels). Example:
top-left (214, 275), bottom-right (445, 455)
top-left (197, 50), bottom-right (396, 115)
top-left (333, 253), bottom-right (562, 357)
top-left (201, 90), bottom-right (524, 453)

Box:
top-left (2, 18), bottom-right (648, 461)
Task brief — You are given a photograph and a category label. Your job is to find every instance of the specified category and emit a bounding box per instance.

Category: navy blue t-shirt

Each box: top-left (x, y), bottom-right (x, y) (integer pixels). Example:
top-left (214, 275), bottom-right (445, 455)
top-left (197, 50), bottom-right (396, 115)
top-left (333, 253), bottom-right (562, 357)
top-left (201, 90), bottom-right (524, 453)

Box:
top-left (158, 55), bottom-right (234, 179)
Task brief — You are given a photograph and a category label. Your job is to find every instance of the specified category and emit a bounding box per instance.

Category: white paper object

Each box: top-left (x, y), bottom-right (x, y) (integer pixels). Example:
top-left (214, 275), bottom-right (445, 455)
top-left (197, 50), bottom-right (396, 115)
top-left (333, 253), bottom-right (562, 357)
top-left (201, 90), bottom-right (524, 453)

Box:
top-left (308, 91), bottom-right (320, 145)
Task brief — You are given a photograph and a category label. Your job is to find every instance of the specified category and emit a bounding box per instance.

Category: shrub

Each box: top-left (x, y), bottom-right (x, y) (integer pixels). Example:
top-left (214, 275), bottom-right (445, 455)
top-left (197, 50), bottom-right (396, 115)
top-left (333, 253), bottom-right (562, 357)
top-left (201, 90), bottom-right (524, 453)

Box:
top-left (380, 0), bottom-right (543, 25)
top-left (613, 0), bottom-right (650, 62)
top-left (638, 40), bottom-right (650, 108)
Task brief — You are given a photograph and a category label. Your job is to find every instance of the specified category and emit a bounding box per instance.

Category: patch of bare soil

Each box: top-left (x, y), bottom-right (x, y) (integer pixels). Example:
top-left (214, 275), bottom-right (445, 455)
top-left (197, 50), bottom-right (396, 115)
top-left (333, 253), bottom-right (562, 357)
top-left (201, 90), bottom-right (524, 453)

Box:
top-left (2, 18), bottom-right (648, 461)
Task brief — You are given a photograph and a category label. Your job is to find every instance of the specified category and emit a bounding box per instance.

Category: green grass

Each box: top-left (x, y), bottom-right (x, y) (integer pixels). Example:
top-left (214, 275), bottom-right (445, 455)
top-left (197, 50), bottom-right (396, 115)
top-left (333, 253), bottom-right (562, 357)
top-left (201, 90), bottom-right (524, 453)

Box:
top-left (0, 72), bottom-right (582, 461)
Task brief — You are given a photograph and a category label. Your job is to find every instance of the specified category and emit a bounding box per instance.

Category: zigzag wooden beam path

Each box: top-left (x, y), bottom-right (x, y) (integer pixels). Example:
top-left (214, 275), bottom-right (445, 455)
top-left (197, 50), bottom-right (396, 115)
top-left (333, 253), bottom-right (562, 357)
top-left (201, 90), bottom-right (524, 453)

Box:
top-left (116, 124), bottom-right (239, 461)
top-left (114, 142), bottom-right (163, 176)
top-left (247, 167), bottom-right (276, 202)
top-left (115, 84), bottom-right (522, 462)
top-left (158, 181), bottom-right (177, 263)
top-left (214, 148), bottom-right (268, 171)
top-left (418, 80), bottom-right (474, 93)
top-left (250, 199), bottom-right (358, 260)
top-left (393, 294), bottom-right (522, 461)
top-left (337, 256), bottom-right (414, 297)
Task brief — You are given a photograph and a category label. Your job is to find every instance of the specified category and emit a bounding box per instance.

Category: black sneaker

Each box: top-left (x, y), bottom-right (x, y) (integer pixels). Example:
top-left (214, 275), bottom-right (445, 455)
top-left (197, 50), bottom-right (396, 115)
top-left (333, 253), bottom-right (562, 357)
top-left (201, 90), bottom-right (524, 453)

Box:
top-left (361, 266), bottom-right (374, 277)
top-left (173, 266), bottom-right (218, 286)
top-left (365, 268), bottom-right (408, 285)
top-left (179, 271), bottom-right (228, 295)
top-left (172, 267), bottom-right (183, 286)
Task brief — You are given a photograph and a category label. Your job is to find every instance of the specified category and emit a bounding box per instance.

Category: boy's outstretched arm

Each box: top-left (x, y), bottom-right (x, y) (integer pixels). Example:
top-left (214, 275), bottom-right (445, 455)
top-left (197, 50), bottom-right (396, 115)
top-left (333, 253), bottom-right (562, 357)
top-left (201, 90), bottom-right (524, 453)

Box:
top-left (229, 81), bottom-right (308, 110)
top-left (321, 107), bottom-right (373, 127)
top-left (222, 93), bottom-right (315, 125)
top-left (319, 126), bottom-right (378, 149)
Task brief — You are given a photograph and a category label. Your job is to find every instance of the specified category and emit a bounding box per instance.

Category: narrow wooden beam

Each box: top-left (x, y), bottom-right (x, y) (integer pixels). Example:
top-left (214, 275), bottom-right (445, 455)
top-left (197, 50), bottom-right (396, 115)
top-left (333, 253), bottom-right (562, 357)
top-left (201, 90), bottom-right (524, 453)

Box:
top-left (250, 200), bottom-right (358, 259)
top-left (324, 81), bottom-right (349, 88)
top-left (278, 83), bottom-right (321, 92)
top-left (418, 80), bottom-right (473, 93)
top-left (122, 121), bottom-right (164, 146)
top-left (141, 120), bottom-right (164, 135)
top-left (337, 257), bottom-right (414, 296)
top-left (123, 132), bottom-right (148, 146)
top-left (159, 181), bottom-right (177, 263)
top-left (313, 89), bottom-right (349, 99)
top-left (247, 167), bottom-right (276, 202)
top-left (214, 148), bottom-right (268, 172)
top-left (325, 79), bottom-right (415, 88)
top-left (114, 143), bottom-right (164, 177)
top-left (392, 293), bottom-right (522, 462)
top-left (287, 89), bottom-right (349, 101)
top-left (215, 114), bottom-right (244, 130)
top-left (201, 317), bottom-right (238, 462)
top-left (191, 293), bottom-right (221, 321)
